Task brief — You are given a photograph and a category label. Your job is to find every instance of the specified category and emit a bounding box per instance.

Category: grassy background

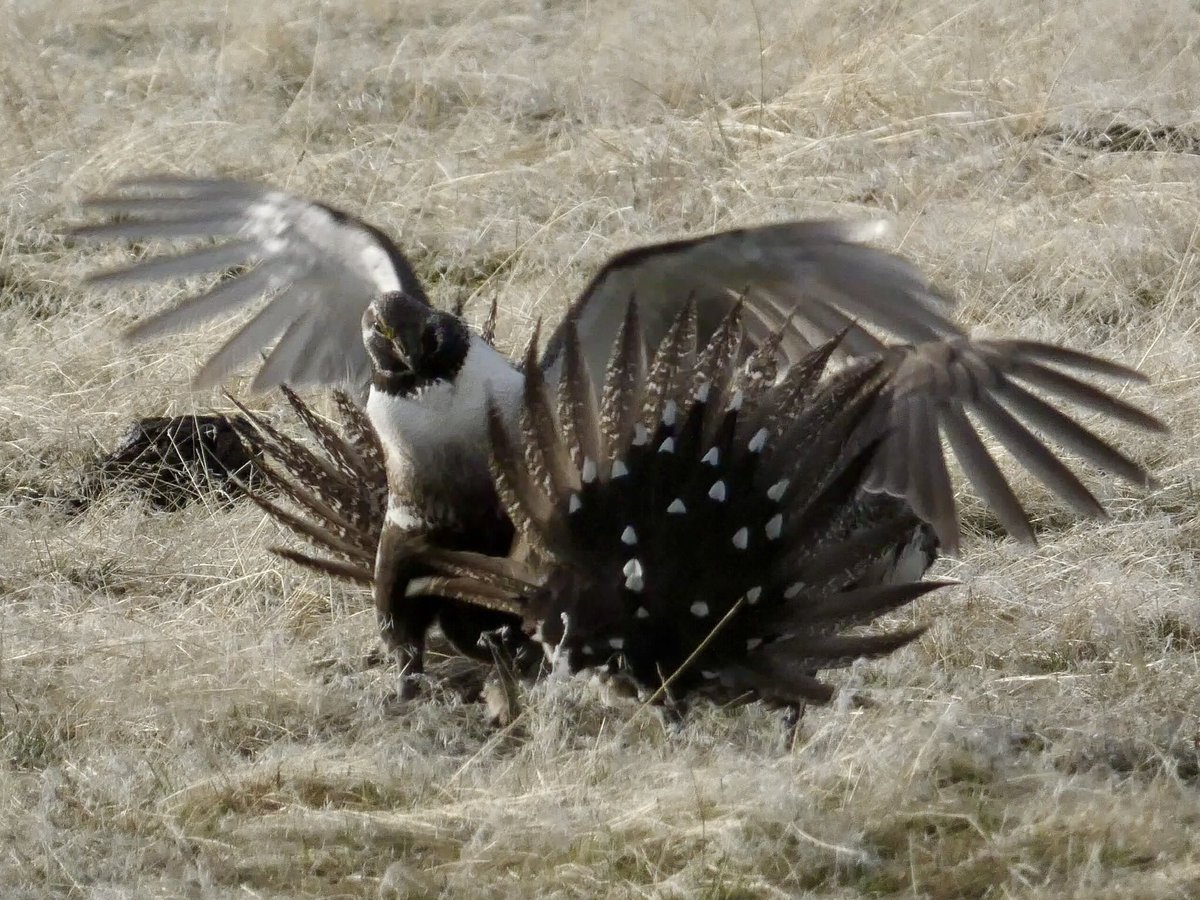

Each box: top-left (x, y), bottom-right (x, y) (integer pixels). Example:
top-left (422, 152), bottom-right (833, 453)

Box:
top-left (2, 1), bottom-right (1199, 896)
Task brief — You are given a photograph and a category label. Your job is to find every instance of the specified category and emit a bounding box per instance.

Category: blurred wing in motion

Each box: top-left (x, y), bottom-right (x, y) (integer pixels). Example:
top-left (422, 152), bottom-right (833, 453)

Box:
top-left (869, 338), bottom-right (1167, 553)
top-left (72, 176), bottom-right (429, 397)
top-left (541, 220), bottom-right (962, 386)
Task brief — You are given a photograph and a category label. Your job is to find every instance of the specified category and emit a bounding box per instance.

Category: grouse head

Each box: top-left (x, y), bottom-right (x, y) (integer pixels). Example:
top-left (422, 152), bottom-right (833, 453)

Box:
top-left (363, 291), bottom-right (471, 398)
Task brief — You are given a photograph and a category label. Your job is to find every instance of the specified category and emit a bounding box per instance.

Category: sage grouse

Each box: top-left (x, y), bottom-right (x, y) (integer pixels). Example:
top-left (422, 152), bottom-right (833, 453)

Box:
top-left (294, 298), bottom-right (1157, 708)
top-left (73, 177), bottom-right (1164, 691)
top-left (234, 301), bottom-right (1163, 708)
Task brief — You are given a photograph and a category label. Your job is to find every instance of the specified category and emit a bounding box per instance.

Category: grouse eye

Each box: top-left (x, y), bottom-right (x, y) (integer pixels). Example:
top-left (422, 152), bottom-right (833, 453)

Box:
top-left (421, 322), bottom-right (443, 358)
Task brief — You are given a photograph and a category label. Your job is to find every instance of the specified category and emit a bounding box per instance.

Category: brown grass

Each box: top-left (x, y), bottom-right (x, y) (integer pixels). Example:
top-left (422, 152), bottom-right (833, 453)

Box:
top-left (3, 1), bottom-right (1199, 896)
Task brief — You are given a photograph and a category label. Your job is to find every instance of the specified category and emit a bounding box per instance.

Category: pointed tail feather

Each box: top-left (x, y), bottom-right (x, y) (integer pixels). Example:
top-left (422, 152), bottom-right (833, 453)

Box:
top-left (227, 388), bottom-right (385, 581)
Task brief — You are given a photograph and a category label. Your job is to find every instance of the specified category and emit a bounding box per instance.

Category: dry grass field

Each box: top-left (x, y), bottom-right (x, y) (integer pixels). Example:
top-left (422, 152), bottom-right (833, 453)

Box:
top-left (2, 1), bottom-right (1199, 896)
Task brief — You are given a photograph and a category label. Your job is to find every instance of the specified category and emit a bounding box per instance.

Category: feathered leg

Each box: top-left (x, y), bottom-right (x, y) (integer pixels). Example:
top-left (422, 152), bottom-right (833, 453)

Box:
top-left (374, 520), bottom-right (441, 696)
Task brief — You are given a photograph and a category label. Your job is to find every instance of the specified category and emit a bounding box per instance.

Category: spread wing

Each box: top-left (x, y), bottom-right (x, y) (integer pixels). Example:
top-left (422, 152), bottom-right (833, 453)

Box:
top-left (540, 220), bottom-right (961, 385)
top-left (71, 176), bottom-right (428, 398)
top-left (869, 338), bottom-right (1167, 553)
top-left (536, 225), bottom-right (1165, 551)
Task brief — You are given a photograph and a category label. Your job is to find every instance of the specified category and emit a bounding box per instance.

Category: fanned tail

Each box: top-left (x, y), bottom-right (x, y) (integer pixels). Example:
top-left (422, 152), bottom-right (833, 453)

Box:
top-left (414, 307), bottom-right (946, 707)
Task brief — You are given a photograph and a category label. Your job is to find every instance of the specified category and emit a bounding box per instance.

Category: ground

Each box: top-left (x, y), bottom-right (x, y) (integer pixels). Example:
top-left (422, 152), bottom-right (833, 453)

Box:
top-left (2, 1), bottom-right (1199, 897)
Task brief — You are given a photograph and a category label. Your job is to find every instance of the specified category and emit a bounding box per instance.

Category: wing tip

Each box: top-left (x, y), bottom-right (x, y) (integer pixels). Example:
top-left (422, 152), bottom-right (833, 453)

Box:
top-left (66, 223), bottom-right (111, 242)
top-left (121, 317), bottom-right (170, 345)
top-left (1141, 412), bottom-right (1171, 434)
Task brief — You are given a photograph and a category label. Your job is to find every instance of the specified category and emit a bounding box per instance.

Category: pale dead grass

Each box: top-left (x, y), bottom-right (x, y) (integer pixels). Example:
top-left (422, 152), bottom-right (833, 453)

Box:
top-left (2, 0), bottom-right (1199, 896)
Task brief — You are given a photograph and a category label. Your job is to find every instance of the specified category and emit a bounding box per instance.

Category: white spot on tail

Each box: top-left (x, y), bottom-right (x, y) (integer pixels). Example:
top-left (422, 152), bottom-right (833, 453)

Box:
top-left (701, 447), bottom-right (720, 466)
top-left (608, 637), bottom-right (625, 650)
top-left (745, 637), bottom-right (763, 651)
top-left (784, 582), bottom-right (804, 599)
top-left (731, 527), bottom-right (749, 550)
top-left (662, 400), bottom-right (677, 427)
top-left (568, 493), bottom-right (582, 514)
top-left (658, 437), bottom-right (676, 454)
top-left (695, 382), bottom-right (711, 403)
top-left (635, 606), bottom-right (650, 619)
top-left (581, 457), bottom-right (597, 483)
top-left (708, 480), bottom-right (727, 502)
top-left (690, 601), bottom-right (710, 618)
top-left (745, 586), bottom-right (762, 604)
top-left (611, 459), bottom-right (629, 479)
top-left (621, 525), bottom-right (638, 545)
top-left (767, 479), bottom-right (789, 502)
top-left (727, 390), bottom-right (744, 412)
top-left (633, 423), bottom-right (649, 446)
top-left (748, 428), bottom-right (769, 453)
top-left (667, 498), bottom-right (687, 515)
top-left (765, 514), bottom-right (783, 540)
top-left (623, 558), bottom-right (645, 592)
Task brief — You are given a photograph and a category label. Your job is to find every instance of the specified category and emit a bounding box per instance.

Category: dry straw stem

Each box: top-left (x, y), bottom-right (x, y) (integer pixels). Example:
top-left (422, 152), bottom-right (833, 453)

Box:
top-left (2, 0), bottom-right (1198, 896)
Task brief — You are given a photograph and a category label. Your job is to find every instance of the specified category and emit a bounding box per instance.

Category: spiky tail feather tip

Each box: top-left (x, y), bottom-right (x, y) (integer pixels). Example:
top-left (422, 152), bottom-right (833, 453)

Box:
top-left (227, 387), bottom-right (388, 585)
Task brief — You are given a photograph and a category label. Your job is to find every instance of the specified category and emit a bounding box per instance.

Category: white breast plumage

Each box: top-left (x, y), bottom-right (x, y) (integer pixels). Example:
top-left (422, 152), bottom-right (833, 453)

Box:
top-left (366, 334), bottom-right (523, 470)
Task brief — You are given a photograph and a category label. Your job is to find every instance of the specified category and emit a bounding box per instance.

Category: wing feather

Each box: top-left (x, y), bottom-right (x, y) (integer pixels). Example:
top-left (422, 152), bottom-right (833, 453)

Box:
top-left (969, 394), bottom-right (1106, 517)
top-left (903, 395), bottom-right (957, 544)
top-left (85, 240), bottom-right (261, 287)
top-left (73, 176), bottom-right (427, 397)
top-left (1009, 359), bottom-right (1166, 431)
top-left (865, 338), bottom-right (1162, 549)
top-left (72, 214), bottom-right (249, 242)
top-left (938, 405), bottom-right (1033, 549)
top-left (194, 290), bottom-right (312, 389)
top-left (541, 219), bottom-right (958, 387)
top-left (252, 309), bottom-right (321, 393)
top-left (124, 265), bottom-right (277, 342)
top-left (996, 380), bottom-right (1155, 486)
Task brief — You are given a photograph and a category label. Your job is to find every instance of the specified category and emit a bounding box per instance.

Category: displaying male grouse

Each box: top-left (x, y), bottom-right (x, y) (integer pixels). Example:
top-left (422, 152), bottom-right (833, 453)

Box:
top-left (72, 177), bottom-right (1164, 690)
top-left (329, 303), bottom-right (998, 708)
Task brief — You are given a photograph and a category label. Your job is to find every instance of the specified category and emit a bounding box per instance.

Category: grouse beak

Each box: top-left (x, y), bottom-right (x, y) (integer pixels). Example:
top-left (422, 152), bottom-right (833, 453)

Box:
top-left (373, 319), bottom-right (414, 372)
top-left (389, 335), bottom-right (414, 372)
top-left (369, 291), bottom-right (440, 377)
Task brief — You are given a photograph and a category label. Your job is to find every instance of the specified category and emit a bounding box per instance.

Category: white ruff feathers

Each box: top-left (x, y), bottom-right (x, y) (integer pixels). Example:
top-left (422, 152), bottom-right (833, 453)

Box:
top-left (366, 334), bottom-right (522, 466)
